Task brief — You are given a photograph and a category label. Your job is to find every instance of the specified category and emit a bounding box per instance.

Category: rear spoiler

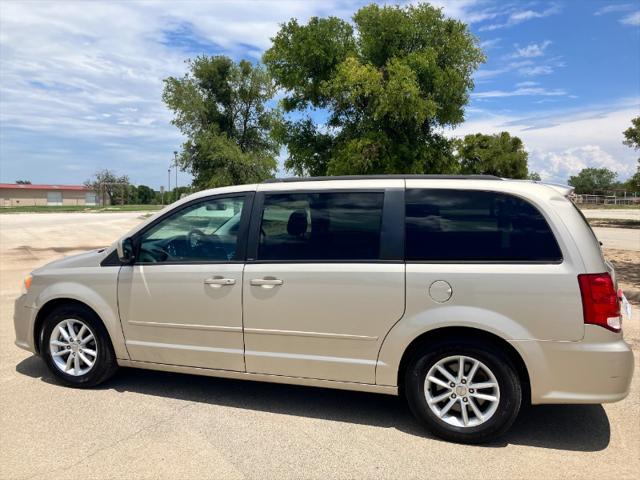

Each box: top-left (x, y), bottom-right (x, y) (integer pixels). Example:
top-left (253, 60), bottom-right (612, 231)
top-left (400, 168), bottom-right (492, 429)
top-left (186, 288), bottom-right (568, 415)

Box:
top-left (539, 182), bottom-right (575, 197)
top-left (507, 179), bottom-right (575, 197)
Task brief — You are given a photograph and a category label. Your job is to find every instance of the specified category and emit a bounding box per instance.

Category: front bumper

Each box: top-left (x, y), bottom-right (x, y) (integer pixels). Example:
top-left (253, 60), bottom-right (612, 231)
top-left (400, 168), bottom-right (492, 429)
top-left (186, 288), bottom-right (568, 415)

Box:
top-left (513, 325), bottom-right (634, 404)
top-left (14, 294), bottom-right (38, 353)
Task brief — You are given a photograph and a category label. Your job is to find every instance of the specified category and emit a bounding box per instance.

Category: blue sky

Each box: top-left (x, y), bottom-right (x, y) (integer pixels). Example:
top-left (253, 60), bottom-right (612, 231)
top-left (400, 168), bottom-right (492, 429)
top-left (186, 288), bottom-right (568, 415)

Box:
top-left (0, 0), bottom-right (638, 188)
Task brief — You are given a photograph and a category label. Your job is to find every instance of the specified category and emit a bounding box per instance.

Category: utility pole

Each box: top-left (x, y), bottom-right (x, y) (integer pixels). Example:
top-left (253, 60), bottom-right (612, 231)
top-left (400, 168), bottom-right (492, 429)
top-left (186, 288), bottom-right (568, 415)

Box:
top-left (174, 151), bottom-right (178, 193)
top-left (167, 168), bottom-right (171, 202)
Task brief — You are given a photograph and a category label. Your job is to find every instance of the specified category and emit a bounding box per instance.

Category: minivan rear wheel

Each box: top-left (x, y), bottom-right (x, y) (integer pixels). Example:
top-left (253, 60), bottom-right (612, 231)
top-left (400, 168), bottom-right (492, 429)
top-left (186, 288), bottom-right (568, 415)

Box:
top-left (404, 339), bottom-right (521, 444)
top-left (40, 304), bottom-right (118, 388)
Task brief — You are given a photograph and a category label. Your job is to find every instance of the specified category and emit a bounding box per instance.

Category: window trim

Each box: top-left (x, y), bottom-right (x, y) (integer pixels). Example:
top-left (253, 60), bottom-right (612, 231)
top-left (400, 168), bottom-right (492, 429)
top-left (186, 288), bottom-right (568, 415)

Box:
top-left (404, 188), bottom-right (564, 265)
top-left (130, 192), bottom-right (254, 266)
top-left (246, 188), bottom-right (403, 264)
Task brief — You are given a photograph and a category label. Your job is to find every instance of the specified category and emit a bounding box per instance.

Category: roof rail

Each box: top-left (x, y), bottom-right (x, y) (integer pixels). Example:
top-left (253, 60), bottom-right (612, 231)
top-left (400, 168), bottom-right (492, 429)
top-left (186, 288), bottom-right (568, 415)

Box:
top-left (263, 174), bottom-right (503, 183)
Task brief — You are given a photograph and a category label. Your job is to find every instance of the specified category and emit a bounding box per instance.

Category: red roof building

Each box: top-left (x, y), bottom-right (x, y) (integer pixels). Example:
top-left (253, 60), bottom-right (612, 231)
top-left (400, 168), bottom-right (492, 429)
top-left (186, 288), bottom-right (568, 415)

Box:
top-left (0, 183), bottom-right (102, 207)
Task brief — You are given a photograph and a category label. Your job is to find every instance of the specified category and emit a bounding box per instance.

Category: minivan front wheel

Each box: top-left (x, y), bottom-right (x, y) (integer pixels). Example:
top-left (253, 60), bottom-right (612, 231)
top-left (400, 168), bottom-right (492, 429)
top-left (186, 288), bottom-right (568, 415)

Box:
top-left (40, 304), bottom-right (118, 387)
top-left (405, 340), bottom-right (522, 443)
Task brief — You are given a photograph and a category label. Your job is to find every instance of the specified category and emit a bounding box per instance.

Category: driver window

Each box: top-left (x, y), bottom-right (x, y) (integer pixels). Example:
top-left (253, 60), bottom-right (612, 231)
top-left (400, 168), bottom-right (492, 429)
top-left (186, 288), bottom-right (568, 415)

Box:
top-left (137, 196), bottom-right (245, 263)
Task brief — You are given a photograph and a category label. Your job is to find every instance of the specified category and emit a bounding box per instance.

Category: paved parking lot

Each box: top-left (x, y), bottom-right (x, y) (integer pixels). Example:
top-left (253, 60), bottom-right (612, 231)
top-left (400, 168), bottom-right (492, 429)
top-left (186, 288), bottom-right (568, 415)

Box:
top-left (1, 212), bottom-right (638, 479)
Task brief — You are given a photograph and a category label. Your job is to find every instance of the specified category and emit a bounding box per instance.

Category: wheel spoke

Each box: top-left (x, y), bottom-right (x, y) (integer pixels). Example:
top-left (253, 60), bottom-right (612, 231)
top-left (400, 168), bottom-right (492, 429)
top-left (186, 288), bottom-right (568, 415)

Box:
top-left (439, 398), bottom-right (456, 416)
top-left (429, 390), bottom-right (452, 405)
top-left (82, 348), bottom-right (97, 357)
top-left (470, 382), bottom-right (497, 390)
top-left (427, 375), bottom-right (450, 389)
top-left (467, 360), bottom-right (480, 383)
top-left (77, 325), bottom-right (87, 341)
top-left (436, 365), bottom-right (456, 383)
top-left (468, 397), bottom-right (484, 421)
top-left (456, 357), bottom-right (465, 382)
top-left (58, 325), bottom-right (71, 342)
top-left (470, 392), bottom-right (498, 402)
top-left (74, 355), bottom-right (80, 375)
top-left (460, 400), bottom-right (469, 426)
top-left (66, 320), bottom-right (76, 340)
top-left (65, 353), bottom-right (74, 372)
top-left (80, 333), bottom-right (94, 345)
top-left (52, 349), bottom-right (70, 357)
top-left (51, 340), bottom-right (68, 347)
top-left (78, 352), bottom-right (93, 367)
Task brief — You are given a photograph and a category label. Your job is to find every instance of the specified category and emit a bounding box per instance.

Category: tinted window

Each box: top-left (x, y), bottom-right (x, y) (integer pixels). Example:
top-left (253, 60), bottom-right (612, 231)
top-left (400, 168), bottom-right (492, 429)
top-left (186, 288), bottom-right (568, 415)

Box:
top-left (138, 196), bottom-right (245, 263)
top-left (258, 192), bottom-right (384, 261)
top-left (405, 189), bottom-right (562, 262)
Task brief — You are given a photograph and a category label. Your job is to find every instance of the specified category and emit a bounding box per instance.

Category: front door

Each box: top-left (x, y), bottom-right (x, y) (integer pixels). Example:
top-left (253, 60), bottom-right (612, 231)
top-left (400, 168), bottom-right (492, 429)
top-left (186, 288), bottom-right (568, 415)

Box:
top-left (118, 193), bottom-right (251, 370)
top-left (242, 188), bottom-right (405, 384)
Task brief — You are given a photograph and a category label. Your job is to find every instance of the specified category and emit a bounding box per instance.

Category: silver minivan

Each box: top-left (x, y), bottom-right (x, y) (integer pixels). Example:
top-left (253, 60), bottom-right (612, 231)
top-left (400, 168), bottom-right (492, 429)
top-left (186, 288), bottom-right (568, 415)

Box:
top-left (14, 175), bottom-right (634, 443)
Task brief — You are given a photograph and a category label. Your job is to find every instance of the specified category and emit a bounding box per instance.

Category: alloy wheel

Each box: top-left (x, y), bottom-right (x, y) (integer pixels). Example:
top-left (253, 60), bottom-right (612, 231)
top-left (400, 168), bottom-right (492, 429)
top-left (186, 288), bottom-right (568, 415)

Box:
top-left (49, 319), bottom-right (98, 376)
top-left (424, 355), bottom-right (500, 428)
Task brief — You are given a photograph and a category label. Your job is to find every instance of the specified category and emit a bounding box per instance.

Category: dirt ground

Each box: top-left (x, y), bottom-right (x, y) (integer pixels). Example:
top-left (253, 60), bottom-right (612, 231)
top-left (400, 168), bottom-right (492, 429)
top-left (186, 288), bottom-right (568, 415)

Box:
top-left (605, 249), bottom-right (640, 301)
top-left (0, 212), bottom-right (638, 480)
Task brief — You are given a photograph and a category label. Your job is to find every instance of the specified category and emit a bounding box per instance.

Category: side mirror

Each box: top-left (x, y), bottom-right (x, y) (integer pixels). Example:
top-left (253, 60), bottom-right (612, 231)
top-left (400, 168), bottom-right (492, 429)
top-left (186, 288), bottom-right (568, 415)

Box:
top-left (116, 237), bottom-right (135, 264)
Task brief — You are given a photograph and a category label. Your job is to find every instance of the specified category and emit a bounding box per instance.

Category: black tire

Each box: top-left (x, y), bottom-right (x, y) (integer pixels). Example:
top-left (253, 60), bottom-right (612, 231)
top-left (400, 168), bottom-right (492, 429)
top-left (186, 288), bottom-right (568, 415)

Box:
top-left (39, 304), bottom-right (118, 388)
top-left (404, 339), bottom-right (522, 444)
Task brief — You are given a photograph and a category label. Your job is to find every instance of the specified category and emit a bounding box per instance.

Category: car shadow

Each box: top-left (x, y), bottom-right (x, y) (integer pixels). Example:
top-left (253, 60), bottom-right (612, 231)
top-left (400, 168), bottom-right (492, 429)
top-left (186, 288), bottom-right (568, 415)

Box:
top-left (16, 355), bottom-right (610, 452)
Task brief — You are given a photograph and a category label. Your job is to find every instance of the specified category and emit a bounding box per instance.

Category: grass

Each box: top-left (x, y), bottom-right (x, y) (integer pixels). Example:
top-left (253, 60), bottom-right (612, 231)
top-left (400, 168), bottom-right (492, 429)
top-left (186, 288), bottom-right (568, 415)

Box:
top-left (0, 204), bottom-right (164, 214)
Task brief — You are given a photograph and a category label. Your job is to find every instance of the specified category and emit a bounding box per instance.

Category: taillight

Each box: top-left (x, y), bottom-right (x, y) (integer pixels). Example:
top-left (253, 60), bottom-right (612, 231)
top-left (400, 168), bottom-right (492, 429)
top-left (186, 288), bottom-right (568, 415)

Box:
top-left (577, 273), bottom-right (621, 332)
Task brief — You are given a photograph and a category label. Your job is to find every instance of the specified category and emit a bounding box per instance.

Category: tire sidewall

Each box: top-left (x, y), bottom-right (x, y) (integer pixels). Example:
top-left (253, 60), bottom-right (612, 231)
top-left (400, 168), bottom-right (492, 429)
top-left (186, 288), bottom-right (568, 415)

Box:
top-left (405, 341), bottom-right (522, 443)
top-left (40, 306), bottom-right (115, 387)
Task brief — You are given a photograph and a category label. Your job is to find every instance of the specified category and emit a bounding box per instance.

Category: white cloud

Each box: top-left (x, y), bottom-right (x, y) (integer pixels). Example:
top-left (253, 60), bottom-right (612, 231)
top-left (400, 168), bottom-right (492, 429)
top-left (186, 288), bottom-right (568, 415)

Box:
top-left (594, 4), bottom-right (634, 16)
top-left (0, 0), bottom-right (352, 185)
top-left (518, 65), bottom-right (555, 76)
top-left (480, 38), bottom-right (501, 49)
top-left (515, 81), bottom-right (539, 88)
top-left (528, 146), bottom-right (626, 182)
top-left (451, 100), bottom-right (639, 182)
top-left (512, 40), bottom-right (552, 58)
top-left (620, 11), bottom-right (640, 25)
top-left (479, 4), bottom-right (560, 31)
top-left (473, 87), bottom-right (566, 98)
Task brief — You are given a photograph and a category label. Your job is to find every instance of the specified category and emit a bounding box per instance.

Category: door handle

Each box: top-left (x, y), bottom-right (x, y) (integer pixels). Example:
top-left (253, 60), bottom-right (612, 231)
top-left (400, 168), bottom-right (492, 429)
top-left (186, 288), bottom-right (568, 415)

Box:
top-left (204, 276), bottom-right (236, 288)
top-left (250, 277), bottom-right (284, 288)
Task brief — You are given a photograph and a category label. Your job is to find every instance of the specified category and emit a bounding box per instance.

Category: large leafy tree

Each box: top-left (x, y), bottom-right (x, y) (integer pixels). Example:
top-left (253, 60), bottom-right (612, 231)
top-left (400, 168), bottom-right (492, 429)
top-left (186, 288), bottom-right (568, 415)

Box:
top-left (622, 117), bottom-right (640, 191)
top-left (568, 168), bottom-right (617, 194)
top-left (623, 116), bottom-right (640, 155)
top-left (84, 169), bottom-right (130, 205)
top-left (456, 132), bottom-right (529, 179)
top-left (136, 185), bottom-right (155, 204)
top-left (264, 3), bottom-right (485, 176)
top-left (163, 56), bottom-right (281, 188)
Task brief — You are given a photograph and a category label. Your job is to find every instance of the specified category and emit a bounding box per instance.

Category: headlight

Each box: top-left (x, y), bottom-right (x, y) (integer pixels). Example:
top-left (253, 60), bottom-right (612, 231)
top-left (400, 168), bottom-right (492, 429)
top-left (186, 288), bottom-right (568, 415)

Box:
top-left (22, 275), bottom-right (32, 295)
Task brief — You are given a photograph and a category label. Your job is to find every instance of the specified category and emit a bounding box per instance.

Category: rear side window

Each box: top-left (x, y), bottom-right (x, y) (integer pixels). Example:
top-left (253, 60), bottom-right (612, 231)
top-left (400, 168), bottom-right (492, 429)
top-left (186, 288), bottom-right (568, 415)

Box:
top-left (405, 189), bottom-right (562, 262)
top-left (258, 192), bottom-right (384, 261)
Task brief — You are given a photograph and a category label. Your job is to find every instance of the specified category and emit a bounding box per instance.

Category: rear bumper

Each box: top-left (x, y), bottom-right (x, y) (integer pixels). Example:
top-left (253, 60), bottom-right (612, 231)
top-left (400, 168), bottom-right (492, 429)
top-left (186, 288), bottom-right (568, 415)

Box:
top-left (513, 325), bottom-right (634, 404)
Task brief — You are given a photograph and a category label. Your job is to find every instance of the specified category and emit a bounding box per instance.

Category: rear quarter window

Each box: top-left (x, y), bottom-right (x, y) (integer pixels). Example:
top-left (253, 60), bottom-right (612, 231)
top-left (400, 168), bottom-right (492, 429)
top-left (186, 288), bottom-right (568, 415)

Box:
top-left (405, 189), bottom-right (563, 262)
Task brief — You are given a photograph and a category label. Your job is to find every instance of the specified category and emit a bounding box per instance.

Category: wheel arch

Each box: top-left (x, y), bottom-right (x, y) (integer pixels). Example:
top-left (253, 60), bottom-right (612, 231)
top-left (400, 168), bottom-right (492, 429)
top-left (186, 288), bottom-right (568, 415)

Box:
top-left (396, 326), bottom-right (531, 403)
top-left (34, 298), bottom-right (111, 355)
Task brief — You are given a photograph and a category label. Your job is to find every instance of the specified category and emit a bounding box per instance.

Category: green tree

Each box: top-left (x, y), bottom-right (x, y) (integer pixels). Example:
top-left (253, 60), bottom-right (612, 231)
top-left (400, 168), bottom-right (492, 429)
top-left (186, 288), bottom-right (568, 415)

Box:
top-left (527, 171), bottom-right (541, 181)
top-left (456, 132), bottom-right (529, 179)
top-left (136, 185), bottom-right (155, 204)
top-left (622, 117), bottom-right (640, 191)
top-left (568, 168), bottom-right (617, 194)
top-left (163, 56), bottom-right (281, 188)
top-left (263, 2), bottom-right (485, 176)
top-left (15, 179), bottom-right (31, 184)
top-left (84, 169), bottom-right (130, 205)
top-left (623, 116), bottom-right (640, 154)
